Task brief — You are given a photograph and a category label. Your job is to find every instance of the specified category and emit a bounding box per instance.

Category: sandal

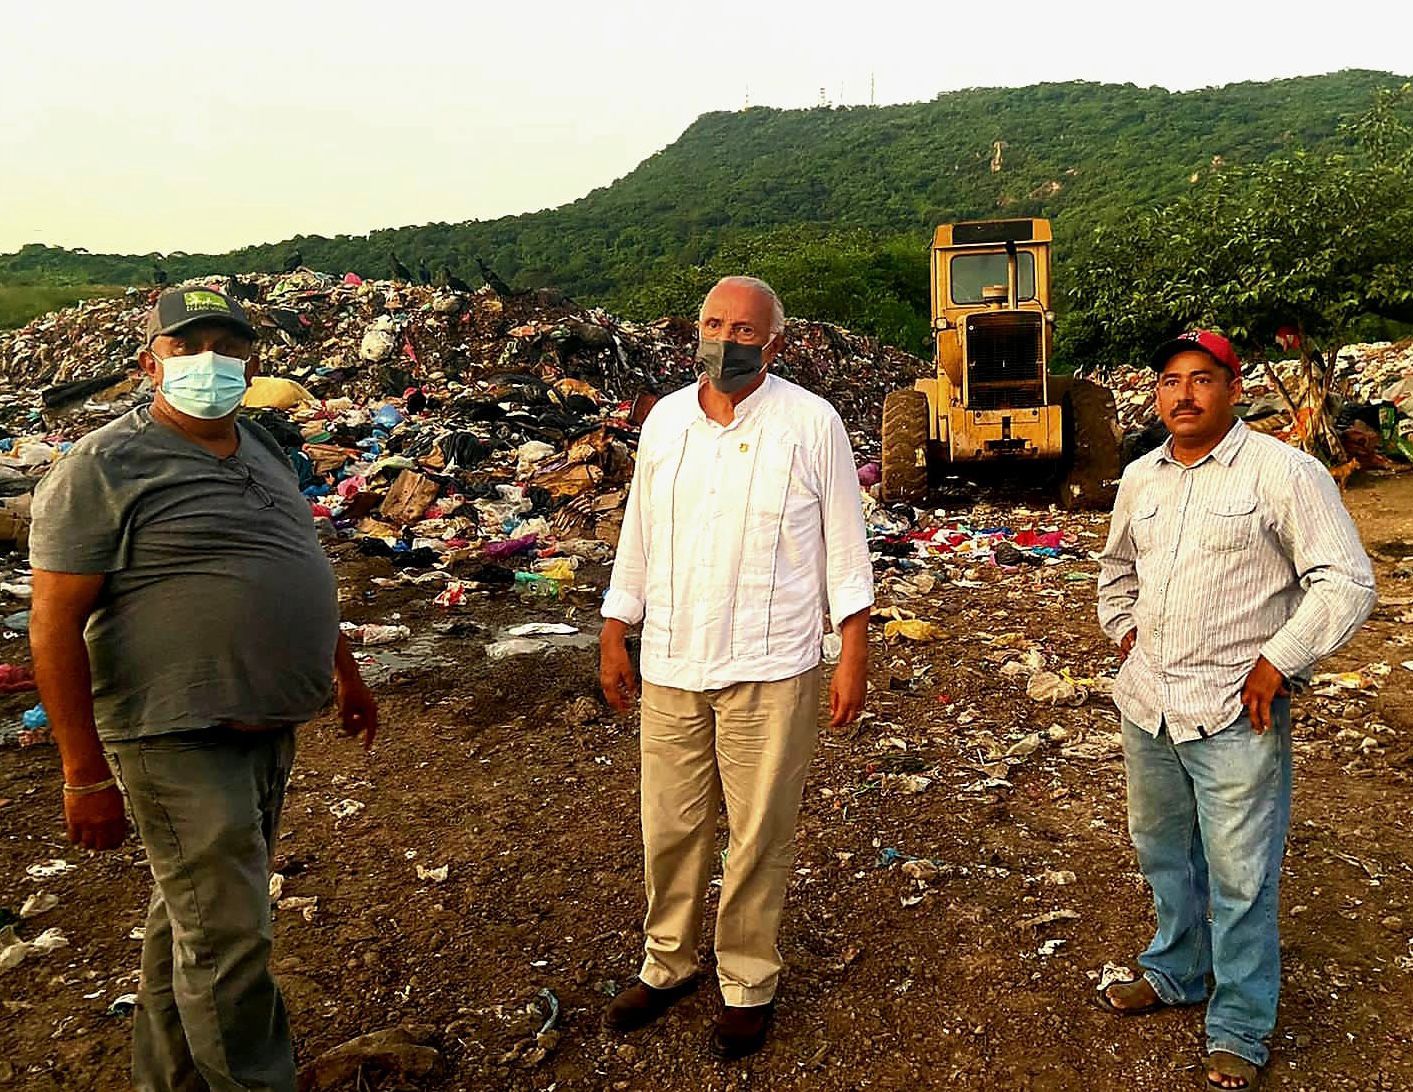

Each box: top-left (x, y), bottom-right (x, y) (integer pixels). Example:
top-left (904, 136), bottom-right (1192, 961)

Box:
top-left (1204, 1051), bottom-right (1260, 1090)
top-left (1095, 976), bottom-right (1169, 1016)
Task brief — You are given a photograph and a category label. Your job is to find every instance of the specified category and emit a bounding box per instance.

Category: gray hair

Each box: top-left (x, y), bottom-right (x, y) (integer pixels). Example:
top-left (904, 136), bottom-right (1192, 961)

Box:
top-left (700, 276), bottom-right (786, 336)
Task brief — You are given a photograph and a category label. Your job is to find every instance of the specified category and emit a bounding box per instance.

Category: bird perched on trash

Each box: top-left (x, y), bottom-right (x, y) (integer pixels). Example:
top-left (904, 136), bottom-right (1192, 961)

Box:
top-left (417, 260), bottom-right (431, 286)
top-left (226, 277), bottom-right (260, 303)
top-left (476, 256), bottom-right (513, 297)
top-left (391, 253), bottom-right (413, 282)
top-left (282, 250), bottom-right (303, 274)
top-left (151, 265), bottom-right (168, 287)
top-left (439, 266), bottom-right (473, 293)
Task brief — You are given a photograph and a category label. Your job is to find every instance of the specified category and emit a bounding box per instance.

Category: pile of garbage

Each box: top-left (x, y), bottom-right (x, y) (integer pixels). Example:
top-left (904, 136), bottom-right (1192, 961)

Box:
top-left (0, 273), bottom-right (931, 736)
top-left (1096, 340), bottom-right (1413, 470)
top-left (0, 272), bottom-right (927, 452)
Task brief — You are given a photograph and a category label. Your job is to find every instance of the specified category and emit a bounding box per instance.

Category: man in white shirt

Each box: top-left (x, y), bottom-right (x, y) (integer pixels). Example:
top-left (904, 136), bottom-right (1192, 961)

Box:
top-left (599, 276), bottom-right (874, 1059)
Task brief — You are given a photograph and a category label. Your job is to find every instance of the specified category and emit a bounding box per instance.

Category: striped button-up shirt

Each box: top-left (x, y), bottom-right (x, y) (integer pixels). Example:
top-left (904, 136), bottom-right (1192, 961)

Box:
top-left (1097, 420), bottom-right (1376, 742)
top-left (602, 374), bottom-right (874, 692)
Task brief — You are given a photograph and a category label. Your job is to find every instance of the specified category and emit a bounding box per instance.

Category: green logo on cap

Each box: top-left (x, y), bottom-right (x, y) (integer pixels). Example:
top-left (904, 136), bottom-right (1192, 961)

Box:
top-left (183, 290), bottom-right (230, 313)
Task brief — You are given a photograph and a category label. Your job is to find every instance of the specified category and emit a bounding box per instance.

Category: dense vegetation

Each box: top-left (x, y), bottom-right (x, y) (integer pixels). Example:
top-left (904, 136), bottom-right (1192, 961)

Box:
top-left (4, 70), bottom-right (1408, 355)
top-left (1063, 83), bottom-right (1413, 367)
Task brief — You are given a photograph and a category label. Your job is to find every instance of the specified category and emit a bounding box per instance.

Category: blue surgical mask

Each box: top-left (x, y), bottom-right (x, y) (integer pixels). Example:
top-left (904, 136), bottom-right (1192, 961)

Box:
top-left (155, 350), bottom-right (250, 419)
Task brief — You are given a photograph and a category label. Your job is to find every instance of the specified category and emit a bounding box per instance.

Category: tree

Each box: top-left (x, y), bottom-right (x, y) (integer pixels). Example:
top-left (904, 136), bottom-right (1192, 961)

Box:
top-left (1061, 84), bottom-right (1413, 371)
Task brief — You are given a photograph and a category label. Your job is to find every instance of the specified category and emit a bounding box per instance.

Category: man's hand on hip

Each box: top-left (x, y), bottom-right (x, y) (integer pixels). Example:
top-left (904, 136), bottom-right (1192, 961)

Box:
top-left (1241, 655), bottom-right (1290, 735)
top-left (599, 619), bottom-right (639, 714)
top-left (65, 786), bottom-right (126, 851)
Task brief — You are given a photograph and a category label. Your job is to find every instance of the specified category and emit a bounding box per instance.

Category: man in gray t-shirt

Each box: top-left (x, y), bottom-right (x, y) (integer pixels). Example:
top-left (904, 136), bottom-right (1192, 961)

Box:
top-left (29, 286), bottom-right (378, 1092)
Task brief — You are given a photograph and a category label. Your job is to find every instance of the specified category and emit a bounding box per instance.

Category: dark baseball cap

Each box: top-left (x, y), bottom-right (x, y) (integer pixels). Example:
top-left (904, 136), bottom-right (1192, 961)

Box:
top-left (1148, 330), bottom-right (1240, 375)
top-left (145, 287), bottom-right (256, 347)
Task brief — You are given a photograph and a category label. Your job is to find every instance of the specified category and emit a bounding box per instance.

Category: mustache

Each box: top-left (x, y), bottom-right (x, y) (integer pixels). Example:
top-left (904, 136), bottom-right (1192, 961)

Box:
top-left (1169, 403), bottom-right (1201, 415)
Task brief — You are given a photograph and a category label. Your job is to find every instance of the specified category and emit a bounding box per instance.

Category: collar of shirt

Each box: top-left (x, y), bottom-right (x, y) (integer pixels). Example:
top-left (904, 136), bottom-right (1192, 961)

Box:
top-left (693, 373), bottom-right (776, 432)
top-left (1156, 418), bottom-right (1248, 469)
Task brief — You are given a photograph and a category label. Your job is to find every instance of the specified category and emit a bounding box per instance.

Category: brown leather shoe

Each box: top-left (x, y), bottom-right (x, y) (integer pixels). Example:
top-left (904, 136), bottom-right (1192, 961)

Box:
top-left (708, 1001), bottom-right (775, 1060)
top-left (602, 977), bottom-right (699, 1032)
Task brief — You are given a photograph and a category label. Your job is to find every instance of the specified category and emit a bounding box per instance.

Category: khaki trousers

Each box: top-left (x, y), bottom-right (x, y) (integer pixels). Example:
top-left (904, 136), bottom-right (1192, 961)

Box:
top-left (637, 667), bottom-right (821, 1007)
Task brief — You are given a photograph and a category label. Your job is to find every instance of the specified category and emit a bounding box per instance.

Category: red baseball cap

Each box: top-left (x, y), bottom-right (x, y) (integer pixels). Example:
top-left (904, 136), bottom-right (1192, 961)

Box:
top-left (1148, 330), bottom-right (1240, 375)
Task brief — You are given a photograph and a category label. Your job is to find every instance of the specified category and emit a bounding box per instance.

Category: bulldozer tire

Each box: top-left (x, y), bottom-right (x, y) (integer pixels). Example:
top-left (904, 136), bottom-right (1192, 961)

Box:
top-left (881, 390), bottom-right (930, 504)
top-left (1059, 377), bottom-right (1122, 511)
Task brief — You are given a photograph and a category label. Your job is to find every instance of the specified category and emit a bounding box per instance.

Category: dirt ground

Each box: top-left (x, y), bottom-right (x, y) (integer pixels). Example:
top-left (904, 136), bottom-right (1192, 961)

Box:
top-left (2, 474), bottom-right (1411, 1092)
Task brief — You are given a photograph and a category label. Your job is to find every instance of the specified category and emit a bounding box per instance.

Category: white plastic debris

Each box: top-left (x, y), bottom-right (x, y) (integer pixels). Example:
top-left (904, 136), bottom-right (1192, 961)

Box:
top-left (515, 440), bottom-right (556, 478)
top-left (268, 873), bottom-right (285, 902)
top-left (506, 622), bottom-right (579, 638)
top-left (30, 928), bottom-right (68, 952)
top-left (486, 637), bottom-right (549, 660)
top-left (340, 623), bottom-right (411, 646)
top-left (25, 858), bottom-right (75, 879)
top-left (1006, 733), bottom-right (1042, 758)
top-left (19, 892), bottom-right (59, 918)
top-left (277, 896), bottom-right (319, 922)
top-left (1026, 672), bottom-right (1088, 707)
top-left (329, 798), bottom-right (366, 820)
top-left (415, 864), bottom-right (449, 884)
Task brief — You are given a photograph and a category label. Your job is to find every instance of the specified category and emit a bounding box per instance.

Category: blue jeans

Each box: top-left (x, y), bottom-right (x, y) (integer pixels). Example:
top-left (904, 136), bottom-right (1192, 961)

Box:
top-left (1122, 701), bottom-right (1292, 1067)
top-left (108, 727), bottom-right (297, 1092)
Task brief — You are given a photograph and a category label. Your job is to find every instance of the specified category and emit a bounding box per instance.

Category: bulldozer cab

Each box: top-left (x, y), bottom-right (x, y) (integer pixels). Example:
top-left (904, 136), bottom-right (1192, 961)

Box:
top-left (932, 218), bottom-right (1053, 413)
top-left (880, 216), bottom-right (1120, 509)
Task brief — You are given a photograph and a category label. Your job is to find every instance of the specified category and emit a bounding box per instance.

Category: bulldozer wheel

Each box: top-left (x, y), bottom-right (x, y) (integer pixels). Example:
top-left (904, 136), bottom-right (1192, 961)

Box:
top-left (1059, 377), bottom-right (1122, 511)
top-left (881, 390), bottom-right (930, 504)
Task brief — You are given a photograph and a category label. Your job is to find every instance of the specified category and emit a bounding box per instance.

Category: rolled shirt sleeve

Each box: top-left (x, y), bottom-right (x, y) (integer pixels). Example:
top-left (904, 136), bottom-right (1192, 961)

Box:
top-left (601, 449), bottom-right (650, 626)
top-left (1096, 473), bottom-right (1139, 644)
top-left (1259, 459), bottom-right (1377, 679)
top-left (819, 413), bottom-right (874, 628)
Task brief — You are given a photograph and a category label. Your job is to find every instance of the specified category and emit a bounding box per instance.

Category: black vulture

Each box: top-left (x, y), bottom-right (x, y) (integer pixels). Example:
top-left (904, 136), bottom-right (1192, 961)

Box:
top-left (476, 256), bottom-right (513, 296)
top-left (152, 265), bottom-right (168, 287)
top-left (442, 266), bottom-right (472, 293)
top-left (391, 253), bottom-right (413, 282)
top-left (282, 249), bottom-right (303, 273)
top-left (417, 260), bottom-right (431, 285)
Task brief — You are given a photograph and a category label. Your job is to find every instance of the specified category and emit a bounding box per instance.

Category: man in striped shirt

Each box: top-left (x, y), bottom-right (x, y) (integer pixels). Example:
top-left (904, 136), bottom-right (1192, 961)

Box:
top-left (1096, 331), bottom-right (1376, 1091)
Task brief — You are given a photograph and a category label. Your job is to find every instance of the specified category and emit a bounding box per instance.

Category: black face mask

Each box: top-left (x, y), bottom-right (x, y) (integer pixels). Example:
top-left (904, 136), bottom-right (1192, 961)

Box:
top-left (696, 337), bottom-right (770, 394)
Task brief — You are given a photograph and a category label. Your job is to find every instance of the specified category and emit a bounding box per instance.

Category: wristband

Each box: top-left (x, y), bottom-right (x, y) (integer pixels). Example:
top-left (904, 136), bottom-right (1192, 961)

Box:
top-left (63, 777), bottom-right (117, 796)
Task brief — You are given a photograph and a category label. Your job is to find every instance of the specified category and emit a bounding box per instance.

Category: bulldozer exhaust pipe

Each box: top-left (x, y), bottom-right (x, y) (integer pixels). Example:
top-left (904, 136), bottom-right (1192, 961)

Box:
top-left (1005, 240), bottom-right (1018, 310)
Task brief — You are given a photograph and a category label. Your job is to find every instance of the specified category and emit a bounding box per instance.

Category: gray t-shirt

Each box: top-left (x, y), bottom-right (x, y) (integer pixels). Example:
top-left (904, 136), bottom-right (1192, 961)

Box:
top-left (29, 408), bottom-right (340, 741)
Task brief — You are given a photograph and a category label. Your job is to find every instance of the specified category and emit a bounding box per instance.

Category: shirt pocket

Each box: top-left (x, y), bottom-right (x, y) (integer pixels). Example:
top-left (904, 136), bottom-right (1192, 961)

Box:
top-left (1130, 499), bottom-right (1160, 554)
top-left (742, 441), bottom-right (795, 571)
top-left (1203, 493), bottom-right (1259, 553)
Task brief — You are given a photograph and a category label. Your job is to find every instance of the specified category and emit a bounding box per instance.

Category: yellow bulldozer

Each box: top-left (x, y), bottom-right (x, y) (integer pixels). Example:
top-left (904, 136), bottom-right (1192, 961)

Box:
top-left (881, 218), bottom-right (1121, 509)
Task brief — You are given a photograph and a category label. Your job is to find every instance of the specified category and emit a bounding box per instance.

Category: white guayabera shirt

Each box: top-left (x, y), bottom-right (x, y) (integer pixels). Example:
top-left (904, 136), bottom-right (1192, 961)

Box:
top-left (603, 374), bottom-right (875, 692)
top-left (1098, 420), bottom-right (1376, 742)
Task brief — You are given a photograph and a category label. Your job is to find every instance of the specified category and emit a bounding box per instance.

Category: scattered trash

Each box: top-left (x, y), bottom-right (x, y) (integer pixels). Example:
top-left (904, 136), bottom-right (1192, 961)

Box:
top-left (486, 637), bottom-right (549, 659)
top-left (268, 873), bottom-right (285, 903)
top-left (1026, 671), bottom-right (1088, 707)
top-left (277, 896), bottom-right (319, 923)
top-left (883, 618), bottom-right (944, 643)
top-left (505, 622), bottom-right (579, 637)
top-left (297, 1024), bottom-right (439, 1092)
top-left (18, 893), bottom-right (58, 919)
top-left (25, 859), bottom-right (75, 879)
top-left (329, 799), bottom-right (365, 820)
top-left (1017, 909), bottom-right (1080, 930)
top-left (415, 864), bottom-right (449, 884)
top-left (341, 623), bottom-right (411, 647)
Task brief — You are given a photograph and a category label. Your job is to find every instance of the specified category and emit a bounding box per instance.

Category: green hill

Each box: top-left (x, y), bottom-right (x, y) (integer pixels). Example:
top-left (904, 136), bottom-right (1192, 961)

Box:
top-left (3, 69), bottom-right (1405, 349)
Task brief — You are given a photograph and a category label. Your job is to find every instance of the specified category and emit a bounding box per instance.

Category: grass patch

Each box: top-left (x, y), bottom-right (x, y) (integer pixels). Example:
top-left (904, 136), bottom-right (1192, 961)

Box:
top-left (0, 284), bottom-right (127, 330)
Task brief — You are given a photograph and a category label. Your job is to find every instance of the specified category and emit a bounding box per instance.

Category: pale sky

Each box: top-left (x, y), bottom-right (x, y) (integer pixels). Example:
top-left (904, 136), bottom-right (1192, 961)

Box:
top-left (2, 0), bottom-right (1409, 256)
